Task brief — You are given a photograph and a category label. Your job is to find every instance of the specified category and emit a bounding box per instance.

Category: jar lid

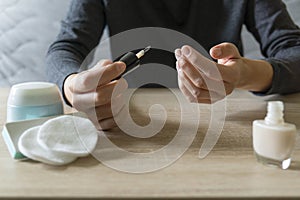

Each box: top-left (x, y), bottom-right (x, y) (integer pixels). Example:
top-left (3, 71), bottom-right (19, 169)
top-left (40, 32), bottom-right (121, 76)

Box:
top-left (8, 82), bottom-right (62, 106)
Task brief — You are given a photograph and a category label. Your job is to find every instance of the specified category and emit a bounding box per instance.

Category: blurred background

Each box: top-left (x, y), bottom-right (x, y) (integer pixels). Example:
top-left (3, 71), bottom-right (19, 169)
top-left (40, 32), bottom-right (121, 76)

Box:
top-left (0, 0), bottom-right (299, 87)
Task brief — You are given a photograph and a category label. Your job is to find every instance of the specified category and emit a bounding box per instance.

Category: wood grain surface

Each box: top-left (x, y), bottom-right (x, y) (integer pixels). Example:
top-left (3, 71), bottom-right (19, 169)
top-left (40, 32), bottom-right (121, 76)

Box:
top-left (1, 88), bottom-right (300, 199)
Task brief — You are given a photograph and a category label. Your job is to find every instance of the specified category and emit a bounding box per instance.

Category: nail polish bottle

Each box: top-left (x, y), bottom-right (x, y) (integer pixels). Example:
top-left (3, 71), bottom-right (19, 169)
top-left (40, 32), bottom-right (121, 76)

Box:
top-left (252, 101), bottom-right (297, 169)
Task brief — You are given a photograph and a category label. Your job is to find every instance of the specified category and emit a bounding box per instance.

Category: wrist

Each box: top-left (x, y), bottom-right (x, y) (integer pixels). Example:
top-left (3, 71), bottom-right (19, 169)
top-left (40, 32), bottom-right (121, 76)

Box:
top-left (237, 58), bottom-right (273, 92)
top-left (63, 74), bottom-right (77, 106)
top-left (236, 58), bottom-right (250, 89)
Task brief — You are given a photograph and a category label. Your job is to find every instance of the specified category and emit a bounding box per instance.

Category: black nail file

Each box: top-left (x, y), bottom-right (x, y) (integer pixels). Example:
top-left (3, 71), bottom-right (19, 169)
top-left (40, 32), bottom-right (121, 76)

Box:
top-left (113, 46), bottom-right (151, 80)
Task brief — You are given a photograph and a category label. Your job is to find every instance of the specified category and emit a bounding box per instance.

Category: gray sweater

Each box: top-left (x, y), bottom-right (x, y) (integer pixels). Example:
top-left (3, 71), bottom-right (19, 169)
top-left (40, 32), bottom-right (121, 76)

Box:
top-left (46, 0), bottom-right (300, 98)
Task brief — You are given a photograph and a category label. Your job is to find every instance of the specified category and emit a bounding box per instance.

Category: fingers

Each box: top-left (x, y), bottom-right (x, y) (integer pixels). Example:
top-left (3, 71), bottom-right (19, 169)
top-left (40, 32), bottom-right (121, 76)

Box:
top-left (87, 110), bottom-right (117, 131)
top-left (90, 104), bottom-right (127, 131)
top-left (94, 78), bottom-right (128, 106)
top-left (94, 95), bottom-right (125, 121)
top-left (176, 49), bottom-right (206, 88)
top-left (177, 58), bottom-right (203, 87)
top-left (180, 45), bottom-right (220, 80)
top-left (179, 45), bottom-right (232, 83)
top-left (209, 42), bottom-right (241, 63)
top-left (65, 59), bottom-right (128, 131)
top-left (69, 59), bottom-right (127, 113)
top-left (176, 50), bottom-right (234, 104)
top-left (84, 94), bottom-right (126, 131)
top-left (181, 56), bottom-right (238, 84)
top-left (177, 57), bottom-right (230, 94)
top-left (209, 43), bottom-right (242, 83)
top-left (98, 118), bottom-right (117, 131)
top-left (97, 61), bottom-right (126, 85)
top-left (95, 59), bottom-right (113, 68)
top-left (178, 67), bottom-right (226, 103)
top-left (71, 60), bottom-right (126, 93)
top-left (72, 78), bottom-right (128, 110)
top-left (176, 45), bottom-right (240, 85)
top-left (178, 72), bottom-right (197, 103)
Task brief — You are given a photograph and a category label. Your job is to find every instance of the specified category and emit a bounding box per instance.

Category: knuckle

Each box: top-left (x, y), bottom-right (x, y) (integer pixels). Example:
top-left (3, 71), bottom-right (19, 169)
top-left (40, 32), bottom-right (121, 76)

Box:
top-left (77, 74), bottom-right (90, 88)
top-left (223, 83), bottom-right (234, 95)
top-left (99, 112), bottom-right (113, 121)
top-left (205, 70), bottom-right (213, 78)
top-left (205, 70), bottom-right (212, 77)
top-left (95, 92), bottom-right (110, 105)
top-left (195, 78), bottom-right (203, 87)
top-left (225, 87), bottom-right (233, 95)
top-left (72, 98), bottom-right (80, 110)
top-left (97, 72), bottom-right (107, 83)
top-left (79, 73), bottom-right (98, 88)
top-left (96, 96), bottom-right (109, 105)
top-left (188, 54), bottom-right (198, 65)
top-left (98, 119), bottom-right (116, 131)
top-left (180, 59), bottom-right (187, 67)
top-left (192, 89), bottom-right (201, 98)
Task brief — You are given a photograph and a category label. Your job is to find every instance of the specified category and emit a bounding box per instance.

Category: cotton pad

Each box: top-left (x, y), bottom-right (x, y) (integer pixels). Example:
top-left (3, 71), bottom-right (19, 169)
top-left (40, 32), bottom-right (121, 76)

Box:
top-left (37, 116), bottom-right (98, 157)
top-left (18, 126), bottom-right (77, 166)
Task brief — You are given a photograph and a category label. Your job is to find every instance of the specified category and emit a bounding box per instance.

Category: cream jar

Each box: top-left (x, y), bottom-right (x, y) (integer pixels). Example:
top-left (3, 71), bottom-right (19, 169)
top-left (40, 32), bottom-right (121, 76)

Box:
top-left (7, 82), bottom-right (64, 122)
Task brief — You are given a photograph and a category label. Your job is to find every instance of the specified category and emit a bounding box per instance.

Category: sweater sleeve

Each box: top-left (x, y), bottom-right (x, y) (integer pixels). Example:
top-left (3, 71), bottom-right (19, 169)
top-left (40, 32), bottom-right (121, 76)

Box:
top-left (46, 0), bottom-right (106, 95)
top-left (245, 0), bottom-right (300, 95)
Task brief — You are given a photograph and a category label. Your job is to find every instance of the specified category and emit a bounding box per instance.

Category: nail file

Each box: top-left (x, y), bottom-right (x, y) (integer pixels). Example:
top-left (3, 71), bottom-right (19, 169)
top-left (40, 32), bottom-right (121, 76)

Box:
top-left (113, 46), bottom-right (151, 80)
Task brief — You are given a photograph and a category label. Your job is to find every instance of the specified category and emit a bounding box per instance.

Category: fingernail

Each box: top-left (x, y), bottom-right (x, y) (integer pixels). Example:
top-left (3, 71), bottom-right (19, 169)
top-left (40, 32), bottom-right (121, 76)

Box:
top-left (175, 49), bottom-right (182, 60)
top-left (213, 47), bottom-right (222, 57)
top-left (182, 46), bottom-right (190, 57)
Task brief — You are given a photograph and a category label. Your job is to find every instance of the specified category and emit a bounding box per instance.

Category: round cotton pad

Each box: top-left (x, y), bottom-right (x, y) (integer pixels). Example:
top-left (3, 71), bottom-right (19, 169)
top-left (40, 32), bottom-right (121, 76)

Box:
top-left (18, 126), bottom-right (77, 166)
top-left (37, 116), bottom-right (98, 157)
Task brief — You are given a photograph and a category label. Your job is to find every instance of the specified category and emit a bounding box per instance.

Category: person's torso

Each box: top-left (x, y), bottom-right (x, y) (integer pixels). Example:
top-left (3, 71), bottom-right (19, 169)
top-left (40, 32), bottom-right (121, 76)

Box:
top-left (105, 0), bottom-right (248, 50)
top-left (103, 0), bottom-right (248, 87)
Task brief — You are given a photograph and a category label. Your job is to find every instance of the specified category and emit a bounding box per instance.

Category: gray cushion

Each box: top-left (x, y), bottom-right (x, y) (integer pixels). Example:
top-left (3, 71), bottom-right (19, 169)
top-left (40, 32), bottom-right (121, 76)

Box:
top-left (0, 0), bottom-right (70, 86)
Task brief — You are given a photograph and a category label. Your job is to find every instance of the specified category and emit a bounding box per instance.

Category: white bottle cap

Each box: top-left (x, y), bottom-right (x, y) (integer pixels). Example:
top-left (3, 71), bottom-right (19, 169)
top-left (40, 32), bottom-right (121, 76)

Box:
top-left (8, 82), bottom-right (62, 107)
top-left (265, 101), bottom-right (284, 125)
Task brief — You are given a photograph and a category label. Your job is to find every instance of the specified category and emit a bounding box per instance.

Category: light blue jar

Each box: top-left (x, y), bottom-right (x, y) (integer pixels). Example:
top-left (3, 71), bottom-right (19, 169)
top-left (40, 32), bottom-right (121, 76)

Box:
top-left (7, 82), bottom-right (64, 122)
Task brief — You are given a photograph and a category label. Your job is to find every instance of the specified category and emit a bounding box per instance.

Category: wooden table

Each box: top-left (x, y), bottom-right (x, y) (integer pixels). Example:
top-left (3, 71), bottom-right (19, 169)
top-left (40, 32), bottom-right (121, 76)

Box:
top-left (1, 88), bottom-right (300, 199)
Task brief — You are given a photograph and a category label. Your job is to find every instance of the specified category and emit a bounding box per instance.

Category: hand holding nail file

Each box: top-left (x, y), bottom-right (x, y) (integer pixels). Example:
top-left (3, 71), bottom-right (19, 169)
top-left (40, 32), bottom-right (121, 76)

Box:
top-left (113, 46), bottom-right (151, 80)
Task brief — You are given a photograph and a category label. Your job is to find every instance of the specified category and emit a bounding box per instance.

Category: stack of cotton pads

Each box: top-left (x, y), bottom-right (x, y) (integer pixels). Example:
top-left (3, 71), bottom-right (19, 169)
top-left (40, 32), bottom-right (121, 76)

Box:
top-left (18, 116), bottom-right (99, 166)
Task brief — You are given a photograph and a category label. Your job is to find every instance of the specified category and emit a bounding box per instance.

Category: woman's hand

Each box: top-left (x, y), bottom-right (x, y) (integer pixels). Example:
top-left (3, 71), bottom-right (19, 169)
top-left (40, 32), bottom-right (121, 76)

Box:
top-left (175, 43), bottom-right (273, 103)
top-left (64, 60), bottom-right (128, 130)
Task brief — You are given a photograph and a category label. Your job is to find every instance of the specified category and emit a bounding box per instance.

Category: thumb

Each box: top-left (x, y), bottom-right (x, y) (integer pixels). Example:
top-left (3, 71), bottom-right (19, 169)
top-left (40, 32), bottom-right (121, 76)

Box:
top-left (210, 43), bottom-right (241, 62)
